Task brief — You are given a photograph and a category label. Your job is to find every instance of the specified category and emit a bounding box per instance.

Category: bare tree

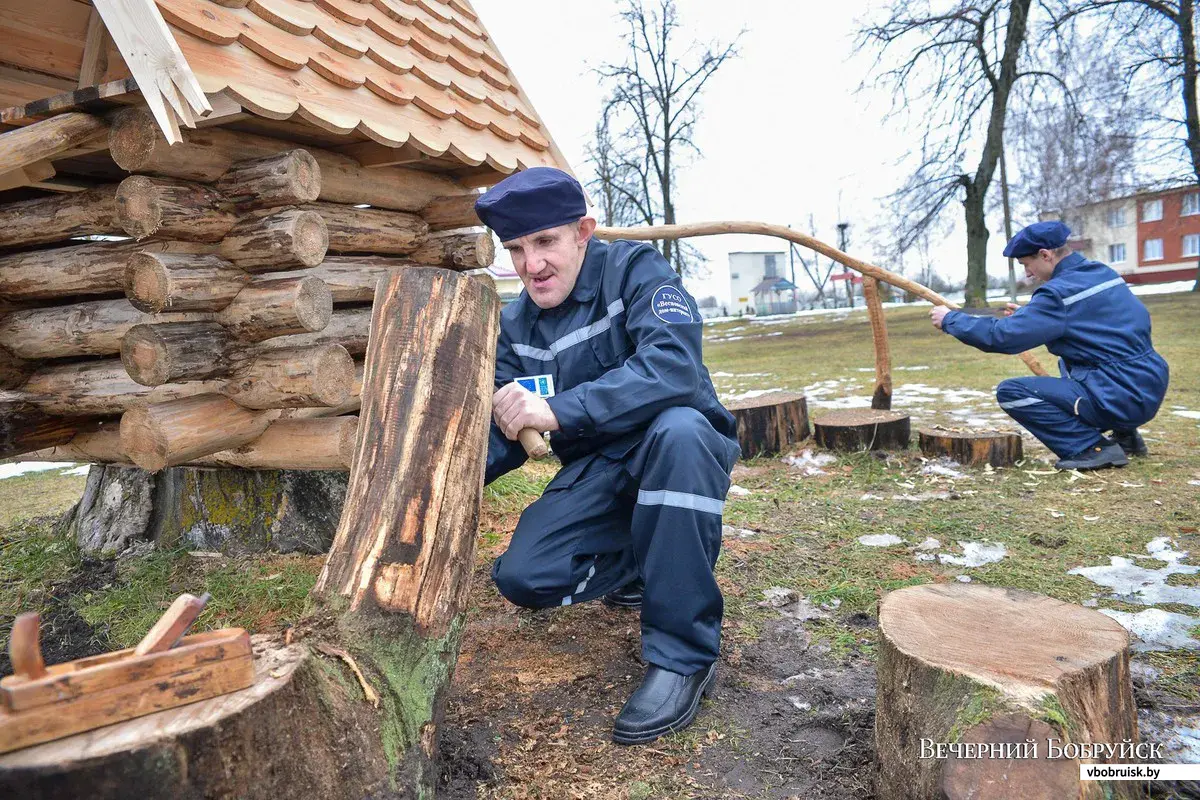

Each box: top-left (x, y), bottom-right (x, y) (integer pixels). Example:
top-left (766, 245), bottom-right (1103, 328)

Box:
top-left (591, 0), bottom-right (740, 276)
top-left (860, 0), bottom-right (1044, 307)
top-left (1053, 0), bottom-right (1200, 290)
top-left (585, 102), bottom-right (654, 228)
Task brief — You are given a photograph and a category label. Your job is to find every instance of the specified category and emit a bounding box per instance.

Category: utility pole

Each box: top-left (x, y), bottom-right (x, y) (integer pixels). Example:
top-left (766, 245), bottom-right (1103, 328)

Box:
top-left (837, 222), bottom-right (853, 309)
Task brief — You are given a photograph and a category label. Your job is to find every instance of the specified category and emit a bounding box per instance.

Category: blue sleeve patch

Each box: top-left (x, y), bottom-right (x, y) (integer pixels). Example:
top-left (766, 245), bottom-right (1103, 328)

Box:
top-left (650, 284), bottom-right (694, 323)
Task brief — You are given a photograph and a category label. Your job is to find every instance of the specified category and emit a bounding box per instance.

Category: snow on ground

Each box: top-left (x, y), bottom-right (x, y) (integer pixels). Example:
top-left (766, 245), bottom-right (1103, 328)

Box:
top-left (857, 534), bottom-right (904, 547)
top-left (1099, 608), bottom-right (1200, 652)
top-left (0, 462), bottom-right (86, 480)
top-left (1069, 537), bottom-right (1200, 609)
top-left (934, 541), bottom-right (1007, 567)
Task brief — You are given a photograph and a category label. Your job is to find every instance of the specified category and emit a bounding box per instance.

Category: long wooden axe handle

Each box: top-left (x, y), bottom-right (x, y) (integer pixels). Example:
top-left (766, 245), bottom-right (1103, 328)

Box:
top-left (594, 221), bottom-right (1049, 377)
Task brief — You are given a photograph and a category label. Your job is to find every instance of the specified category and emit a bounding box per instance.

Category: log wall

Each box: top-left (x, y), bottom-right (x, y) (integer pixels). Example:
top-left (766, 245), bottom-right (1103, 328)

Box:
top-left (0, 114), bottom-right (491, 471)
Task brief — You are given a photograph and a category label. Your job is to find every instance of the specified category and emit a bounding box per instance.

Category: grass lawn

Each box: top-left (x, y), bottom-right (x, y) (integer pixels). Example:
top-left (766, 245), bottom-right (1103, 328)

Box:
top-left (1, 291), bottom-right (1197, 799)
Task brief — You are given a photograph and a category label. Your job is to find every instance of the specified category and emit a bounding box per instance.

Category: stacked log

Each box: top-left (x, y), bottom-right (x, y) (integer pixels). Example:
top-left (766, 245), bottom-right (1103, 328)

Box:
top-left (0, 107), bottom-right (491, 474)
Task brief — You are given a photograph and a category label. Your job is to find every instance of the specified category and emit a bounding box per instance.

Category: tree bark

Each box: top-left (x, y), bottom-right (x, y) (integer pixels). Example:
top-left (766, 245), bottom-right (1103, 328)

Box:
top-left (108, 106), bottom-right (466, 212)
top-left (408, 230), bottom-right (495, 269)
top-left (420, 192), bottom-right (481, 231)
top-left (14, 359), bottom-right (222, 416)
top-left (876, 584), bottom-right (1137, 800)
top-left (813, 409), bottom-right (910, 451)
top-left (215, 276), bottom-right (332, 341)
top-left (120, 394), bottom-right (278, 472)
top-left (0, 299), bottom-right (194, 360)
top-left (115, 176), bottom-right (235, 242)
top-left (918, 428), bottom-right (1023, 468)
top-left (214, 150), bottom-right (321, 210)
top-left (217, 208), bottom-right (329, 272)
top-left (963, 182), bottom-right (991, 309)
top-left (120, 321), bottom-right (237, 386)
top-left (0, 402), bottom-right (92, 459)
top-left (312, 202), bottom-right (429, 255)
top-left (726, 392), bottom-right (810, 458)
top-left (0, 240), bottom-right (209, 303)
top-left (219, 345), bottom-right (354, 410)
top-left (0, 186), bottom-right (121, 248)
top-left (862, 277), bottom-right (893, 409)
top-left (264, 307), bottom-right (372, 356)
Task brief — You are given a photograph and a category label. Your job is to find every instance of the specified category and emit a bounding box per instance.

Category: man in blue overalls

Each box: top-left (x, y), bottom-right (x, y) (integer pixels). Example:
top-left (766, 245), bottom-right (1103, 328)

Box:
top-left (475, 167), bottom-right (740, 745)
top-left (930, 221), bottom-right (1169, 470)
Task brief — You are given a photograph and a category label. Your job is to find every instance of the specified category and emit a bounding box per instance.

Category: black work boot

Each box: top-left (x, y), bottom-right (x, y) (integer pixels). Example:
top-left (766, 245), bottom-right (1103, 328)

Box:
top-left (1055, 440), bottom-right (1129, 471)
top-left (1111, 429), bottom-right (1149, 457)
top-left (603, 578), bottom-right (644, 609)
top-left (612, 662), bottom-right (716, 745)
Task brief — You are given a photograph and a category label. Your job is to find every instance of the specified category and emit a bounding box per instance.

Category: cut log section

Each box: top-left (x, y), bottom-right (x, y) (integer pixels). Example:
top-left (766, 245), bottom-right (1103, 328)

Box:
top-left (120, 322), bottom-right (237, 385)
top-left (214, 150), bottom-right (321, 210)
top-left (0, 299), bottom-right (198, 361)
top-left (876, 584), bottom-right (1137, 800)
top-left (265, 307), bottom-right (371, 355)
top-left (0, 241), bottom-right (210, 303)
top-left (311, 202), bottom-right (429, 255)
top-left (215, 276), bottom-right (332, 341)
top-left (125, 252), bottom-right (250, 313)
top-left (813, 408), bottom-right (910, 452)
top-left (0, 112), bottom-right (109, 175)
top-left (115, 176), bottom-right (235, 242)
top-left (0, 403), bottom-right (92, 459)
top-left (421, 192), bottom-right (481, 231)
top-left (0, 185), bottom-right (121, 248)
top-left (408, 231), bottom-right (495, 269)
top-left (120, 394), bottom-right (277, 472)
top-left (219, 345), bottom-right (354, 410)
top-left (725, 391), bottom-right (810, 458)
top-left (13, 360), bottom-right (221, 416)
top-left (918, 429), bottom-right (1024, 468)
top-left (108, 106), bottom-right (466, 212)
top-left (217, 208), bottom-right (328, 271)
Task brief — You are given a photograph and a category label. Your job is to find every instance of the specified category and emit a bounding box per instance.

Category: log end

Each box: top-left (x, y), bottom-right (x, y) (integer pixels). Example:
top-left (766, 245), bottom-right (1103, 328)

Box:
top-left (115, 176), bottom-right (162, 240)
top-left (125, 252), bottom-right (171, 314)
top-left (292, 210), bottom-right (330, 268)
top-left (107, 108), bottom-right (160, 173)
top-left (295, 276), bottom-right (334, 332)
top-left (311, 344), bottom-right (355, 407)
top-left (288, 149), bottom-right (322, 204)
top-left (473, 232), bottom-right (495, 268)
top-left (119, 406), bottom-right (168, 472)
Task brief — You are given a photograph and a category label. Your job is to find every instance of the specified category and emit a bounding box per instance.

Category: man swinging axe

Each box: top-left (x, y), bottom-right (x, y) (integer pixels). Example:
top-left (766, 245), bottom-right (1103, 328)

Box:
top-left (476, 167), bottom-right (740, 744)
top-left (930, 221), bottom-right (1170, 470)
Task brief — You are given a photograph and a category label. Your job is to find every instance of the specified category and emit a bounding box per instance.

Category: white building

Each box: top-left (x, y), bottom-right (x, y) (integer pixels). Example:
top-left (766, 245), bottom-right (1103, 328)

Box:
top-left (728, 251), bottom-right (788, 315)
top-left (1042, 197), bottom-right (1139, 275)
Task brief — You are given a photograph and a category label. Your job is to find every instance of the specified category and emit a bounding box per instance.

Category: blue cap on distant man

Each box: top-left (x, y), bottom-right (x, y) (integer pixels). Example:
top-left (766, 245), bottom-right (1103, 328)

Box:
top-left (474, 167), bottom-right (587, 243)
top-left (1002, 220), bottom-right (1072, 258)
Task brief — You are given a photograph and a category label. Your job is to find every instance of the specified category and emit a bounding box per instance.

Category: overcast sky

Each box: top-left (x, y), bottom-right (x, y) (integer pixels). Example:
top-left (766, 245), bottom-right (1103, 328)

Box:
top-left (473, 0), bottom-right (1019, 305)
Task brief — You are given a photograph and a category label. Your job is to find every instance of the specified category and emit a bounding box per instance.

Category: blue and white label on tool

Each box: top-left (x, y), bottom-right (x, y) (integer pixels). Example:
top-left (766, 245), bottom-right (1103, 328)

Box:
top-left (650, 285), bottom-right (693, 323)
top-left (515, 374), bottom-right (555, 398)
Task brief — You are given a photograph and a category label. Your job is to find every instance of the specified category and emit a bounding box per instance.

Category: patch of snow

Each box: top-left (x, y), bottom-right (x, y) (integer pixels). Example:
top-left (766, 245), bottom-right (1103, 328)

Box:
top-left (722, 525), bottom-right (758, 539)
top-left (725, 387), bottom-right (787, 402)
top-left (1140, 710), bottom-right (1200, 763)
top-left (1099, 608), bottom-right (1200, 651)
top-left (1191, 480), bottom-right (1200, 487)
top-left (727, 484), bottom-right (751, 497)
top-left (956, 575), bottom-right (972, 583)
top-left (916, 537), bottom-right (941, 551)
top-left (893, 491), bottom-right (953, 502)
top-left (857, 534), bottom-right (904, 547)
top-left (920, 460), bottom-right (968, 479)
top-left (860, 493), bottom-right (884, 501)
top-left (62, 465), bottom-right (90, 476)
top-left (711, 371), bottom-right (734, 377)
top-left (759, 587), bottom-right (798, 607)
top-left (915, 553), bottom-right (936, 562)
top-left (783, 449), bottom-right (837, 476)
top-left (937, 541), bottom-right (1007, 567)
top-left (1173, 410), bottom-right (1200, 420)
top-left (1069, 538), bottom-right (1200, 608)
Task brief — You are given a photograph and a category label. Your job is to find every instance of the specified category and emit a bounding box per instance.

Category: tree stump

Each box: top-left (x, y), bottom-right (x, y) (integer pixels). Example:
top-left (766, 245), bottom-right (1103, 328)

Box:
top-left (918, 428), bottom-right (1023, 468)
top-left (726, 391), bottom-right (809, 458)
top-left (813, 409), bottom-right (910, 451)
top-left (58, 464), bottom-right (348, 556)
top-left (876, 584), bottom-right (1138, 800)
top-left (3, 268), bottom-right (501, 798)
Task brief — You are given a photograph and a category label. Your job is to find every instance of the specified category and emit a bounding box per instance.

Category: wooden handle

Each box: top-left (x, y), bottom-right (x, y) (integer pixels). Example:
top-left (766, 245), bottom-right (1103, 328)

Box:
top-left (9, 613), bottom-right (48, 680)
top-left (134, 592), bottom-right (211, 656)
top-left (595, 221), bottom-right (1049, 377)
top-left (518, 427), bottom-right (548, 459)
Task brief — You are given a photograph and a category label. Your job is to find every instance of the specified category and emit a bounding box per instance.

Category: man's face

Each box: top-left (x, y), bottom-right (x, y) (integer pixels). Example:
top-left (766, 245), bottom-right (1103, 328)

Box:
top-left (504, 218), bottom-right (596, 309)
top-left (1018, 250), bottom-right (1057, 283)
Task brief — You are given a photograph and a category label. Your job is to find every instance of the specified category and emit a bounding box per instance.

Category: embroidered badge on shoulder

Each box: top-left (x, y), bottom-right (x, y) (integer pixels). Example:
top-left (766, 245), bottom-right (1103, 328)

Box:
top-left (650, 284), bottom-right (694, 323)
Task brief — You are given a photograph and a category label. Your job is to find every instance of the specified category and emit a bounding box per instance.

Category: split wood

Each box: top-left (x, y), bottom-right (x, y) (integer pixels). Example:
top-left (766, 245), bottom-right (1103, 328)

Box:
top-left (595, 221), bottom-right (1049, 377)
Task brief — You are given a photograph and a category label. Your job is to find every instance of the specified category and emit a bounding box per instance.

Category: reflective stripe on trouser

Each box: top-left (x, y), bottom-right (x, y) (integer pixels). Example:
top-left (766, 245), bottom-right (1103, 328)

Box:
top-left (490, 406), bottom-right (739, 675)
top-left (995, 376), bottom-right (1109, 458)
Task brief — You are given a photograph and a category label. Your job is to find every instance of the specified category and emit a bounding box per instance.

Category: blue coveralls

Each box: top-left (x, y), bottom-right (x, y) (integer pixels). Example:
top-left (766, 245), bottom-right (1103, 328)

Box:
top-left (941, 252), bottom-right (1169, 458)
top-left (485, 238), bottom-right (740, 676)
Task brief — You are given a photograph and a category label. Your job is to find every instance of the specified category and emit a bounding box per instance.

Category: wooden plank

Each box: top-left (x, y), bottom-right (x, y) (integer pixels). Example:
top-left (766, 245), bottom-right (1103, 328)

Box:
top-left (78, 8), bottom-right (113, 88)
top-left (0, 161), bottom-right (56, 192)
top-left (0, 78), bottom-right (137, 124)
top-left (1, 629), bottom-right (248, 713)
top-left (0, 654), bottom-right (255, 753)
top-left (333, 140), bottom-right (433, 167)
top-left (0, 0), bottom-right (94, 80)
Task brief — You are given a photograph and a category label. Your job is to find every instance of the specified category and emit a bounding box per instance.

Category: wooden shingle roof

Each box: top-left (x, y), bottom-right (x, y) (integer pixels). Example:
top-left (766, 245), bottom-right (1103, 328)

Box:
top-left (152, 0), bottom-right (564, 174)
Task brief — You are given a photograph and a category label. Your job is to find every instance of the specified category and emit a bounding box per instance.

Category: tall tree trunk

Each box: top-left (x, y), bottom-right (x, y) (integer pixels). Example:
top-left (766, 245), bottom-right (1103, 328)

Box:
top-left (1180, 0), bottom-right (1200, 291)
top-left (963, 183), bottom-right (991, 308)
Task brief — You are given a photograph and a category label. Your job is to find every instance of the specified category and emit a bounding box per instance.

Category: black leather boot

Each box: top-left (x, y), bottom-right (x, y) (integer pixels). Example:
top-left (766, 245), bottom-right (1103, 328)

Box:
top-left (1112, 429), bottom-right (1149, 457)
top-left (603, 578), bottom-right (644, 609)
top-left (612, 662), bottom-right (716, 745)
top-left (1055, 440), bottom-right (1129, 471)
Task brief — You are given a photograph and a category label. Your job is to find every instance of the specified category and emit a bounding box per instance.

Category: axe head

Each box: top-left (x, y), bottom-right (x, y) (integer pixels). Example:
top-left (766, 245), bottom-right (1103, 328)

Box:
top-left (514, 374), bottom-right (555, 399)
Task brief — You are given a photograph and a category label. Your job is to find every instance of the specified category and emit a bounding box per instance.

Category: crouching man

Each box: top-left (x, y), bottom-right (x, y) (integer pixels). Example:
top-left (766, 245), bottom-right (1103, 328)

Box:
top-left (476, 167), bottom-right (740, 744)
top-left (930, 221), bottom-right (1169, 470)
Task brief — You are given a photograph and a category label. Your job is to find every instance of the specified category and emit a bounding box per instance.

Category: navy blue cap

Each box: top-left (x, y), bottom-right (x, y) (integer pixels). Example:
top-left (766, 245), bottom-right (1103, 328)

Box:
top-left (1003, 221), bottom-right (1071, 258)
top-left (474, 167), bottom-right (587, 242)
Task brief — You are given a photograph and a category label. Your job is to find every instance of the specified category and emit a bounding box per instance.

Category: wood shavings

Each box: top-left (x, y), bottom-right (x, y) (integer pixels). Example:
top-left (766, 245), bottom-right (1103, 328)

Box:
top-left (316, 643), bottom-right (380, 707)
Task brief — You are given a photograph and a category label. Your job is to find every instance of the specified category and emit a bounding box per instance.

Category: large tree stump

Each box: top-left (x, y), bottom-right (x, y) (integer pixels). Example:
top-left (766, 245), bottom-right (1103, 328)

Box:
top-left (726, 391), bottom-right (810, 458)
top-left (876, 584), bottom-right (1138, 800)
top-left (918, 428), bottom-right (1023, 467)
top-left (4, 268), bottom-right (500, 798)
top-left (58, 464), bottom-right (349, 556)
top-left (813, 408), bottom-right (910, 451)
